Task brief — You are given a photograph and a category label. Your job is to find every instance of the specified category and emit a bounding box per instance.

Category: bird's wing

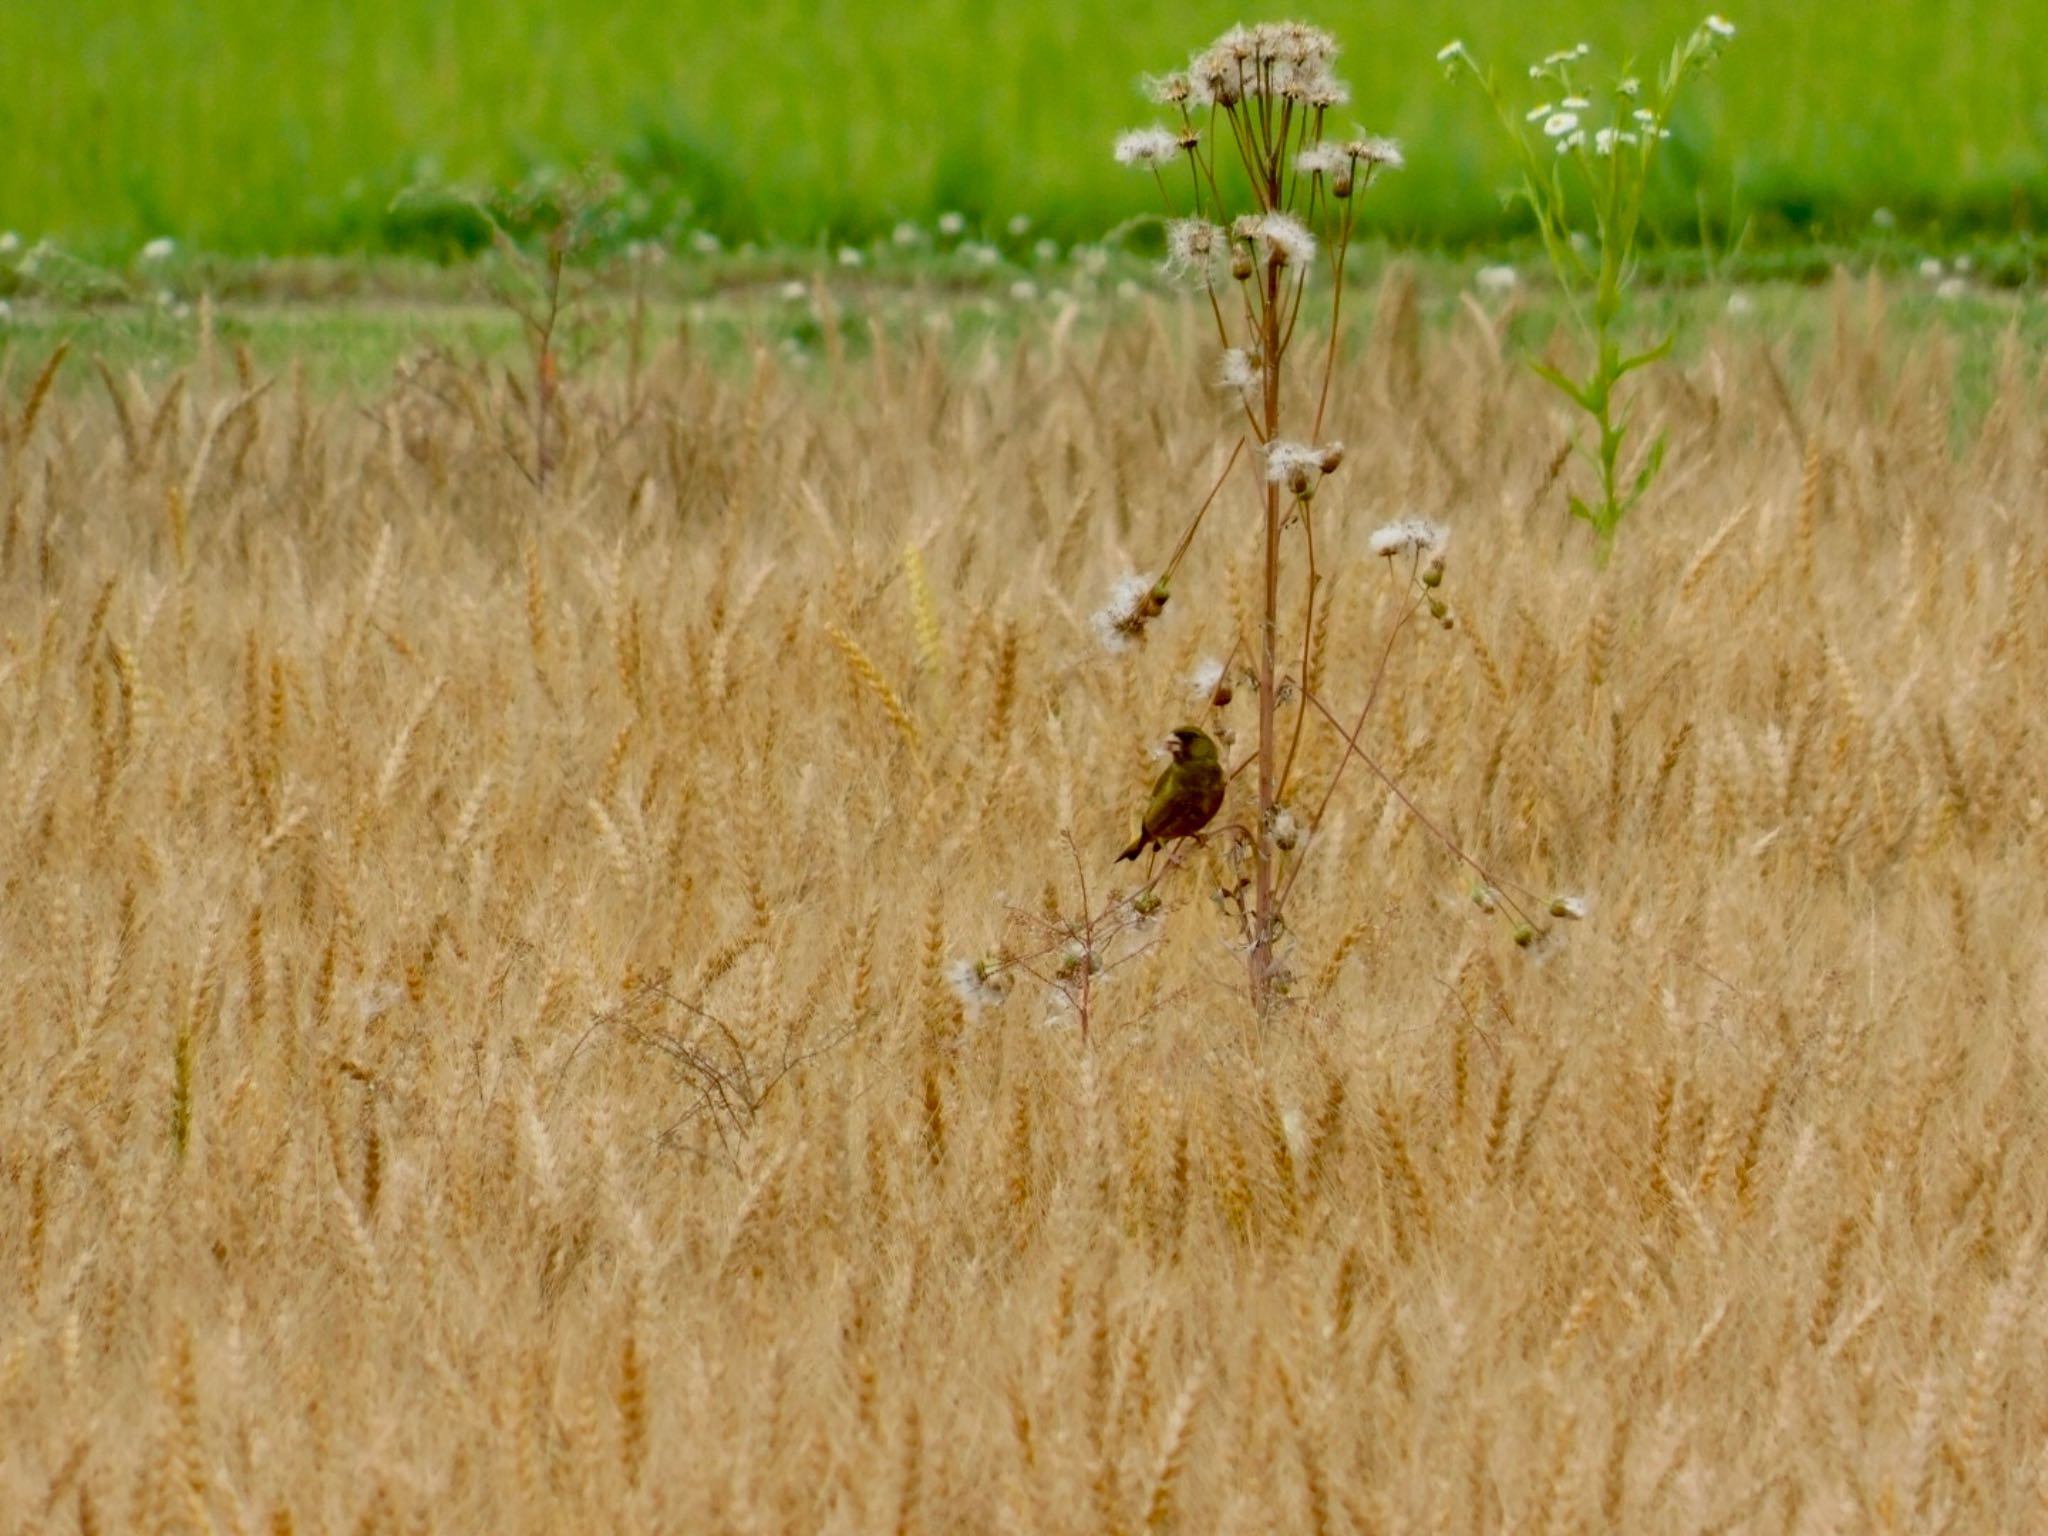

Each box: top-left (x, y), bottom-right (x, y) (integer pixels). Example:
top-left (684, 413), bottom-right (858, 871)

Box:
top-left (1141, 763), bottom-right (1179, 836)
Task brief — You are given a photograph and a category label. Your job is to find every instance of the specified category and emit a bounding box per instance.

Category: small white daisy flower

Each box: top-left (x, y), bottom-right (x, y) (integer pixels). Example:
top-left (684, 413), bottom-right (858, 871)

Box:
top-left (1935, 276), bottom-right (1967, 303)
top-left (1705, 14), bottom-right (1737, 38)
top-left (139, 237), bottom-right (177, 263)
top-left (0, 232), bottom-right (19, 257)
top-left (892, 221), bottom-right (923, 247)
top-left (1561, 95), bottom-right (1592, 110)
top-left (937, 211), bottom-right (967, 237)
top-left (1542, 112), bottom-right (1581, 138)
top-left (1617, 77), bottom-right (1641, 97)
top-left (1526, 102), bottom-right (1555, 122)
top-left (1436, 39), bottom-right (1466, 63)
top-left (1725, 291), bottom-right (1755, 317)
top-left (1007, 213), bottom-right (1032, 237)
top-left (1475, 263), bottom-right (1519, 295)
top-left (1918, 257), bottom-right (1945, 280)
top-left (837, 246), bottom-right (863, 267)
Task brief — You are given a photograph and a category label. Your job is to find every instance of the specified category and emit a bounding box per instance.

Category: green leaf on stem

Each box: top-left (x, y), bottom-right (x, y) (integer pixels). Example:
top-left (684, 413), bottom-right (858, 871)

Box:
top-left (1527, 359), bottom-right (1591, 411)
top-left (1629, 430), bottom-right (1669, 504)
top-left (1616, 331), bottom-right (1677, 377)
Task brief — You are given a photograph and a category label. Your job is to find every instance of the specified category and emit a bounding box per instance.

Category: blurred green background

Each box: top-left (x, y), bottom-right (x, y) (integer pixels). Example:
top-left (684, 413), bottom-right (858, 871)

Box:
top-left (6, 0), bottom-right (2043, 257)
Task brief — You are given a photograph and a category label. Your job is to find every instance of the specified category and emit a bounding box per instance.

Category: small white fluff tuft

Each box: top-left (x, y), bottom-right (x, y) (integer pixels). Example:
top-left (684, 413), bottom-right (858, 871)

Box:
top-left (1369, 518), bottom-right (1451, 559)
top-left (1114, 126), bottom-right (1183, 168)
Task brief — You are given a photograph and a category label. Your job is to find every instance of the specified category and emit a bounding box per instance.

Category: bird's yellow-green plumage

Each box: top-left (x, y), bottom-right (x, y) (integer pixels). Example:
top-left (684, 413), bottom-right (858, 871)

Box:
top-left (1117, 727), bottom-right (1225, 862)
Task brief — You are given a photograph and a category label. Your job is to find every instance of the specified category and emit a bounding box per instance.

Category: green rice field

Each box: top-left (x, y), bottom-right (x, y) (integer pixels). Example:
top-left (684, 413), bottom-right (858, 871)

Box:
top-left (6, 0), bottom-right (2044, 257)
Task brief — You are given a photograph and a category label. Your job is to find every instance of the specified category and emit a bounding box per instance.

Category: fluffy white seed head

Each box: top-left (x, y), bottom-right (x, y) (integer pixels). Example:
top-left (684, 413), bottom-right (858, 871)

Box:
top-left (1189, 21), bottom-right (1347, 108)
top-left (1165, 218), bottom-right (1225, 279)
top-left (947, 958), bottom-right (1012, 1016)
top-left (1345, 136), bottom-right (1404, 170)
top-left (1236, 212), bottom-right (1316, 267)
top-left (1091, 572), bottom-right (1164, 653)
top-left (1146, 70), bottom-right (1195, 105)
top-left (1219, 347), bottom-right (1262, 397)
top-left (1369, 518), bottom-right (1451, 559)
top-left (1114, 126), bottom-right (1183, 168)
top-left (1266, 440), bottom-right (1340, 496)
top-left (1295, 142), bottom-right (1349, 177)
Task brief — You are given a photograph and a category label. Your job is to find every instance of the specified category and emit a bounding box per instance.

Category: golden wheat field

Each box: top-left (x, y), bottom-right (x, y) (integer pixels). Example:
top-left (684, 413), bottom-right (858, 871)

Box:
top-left (2, 273), bottom-right (2046, 1534)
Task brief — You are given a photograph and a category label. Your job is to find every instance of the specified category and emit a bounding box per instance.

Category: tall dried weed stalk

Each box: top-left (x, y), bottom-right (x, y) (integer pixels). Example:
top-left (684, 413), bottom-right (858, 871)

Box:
top-left (1107, 23), bottom-right (1542, 1007)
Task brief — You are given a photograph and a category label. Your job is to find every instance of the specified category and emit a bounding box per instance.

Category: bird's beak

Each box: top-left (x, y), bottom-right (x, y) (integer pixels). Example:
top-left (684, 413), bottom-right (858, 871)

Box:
top-left (1163, 736), bottom-right (1184, 760)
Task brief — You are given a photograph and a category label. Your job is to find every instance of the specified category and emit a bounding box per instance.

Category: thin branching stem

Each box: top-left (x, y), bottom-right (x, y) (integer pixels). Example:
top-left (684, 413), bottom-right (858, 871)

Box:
top-left (1298, 689), bottom-right (1545, 933)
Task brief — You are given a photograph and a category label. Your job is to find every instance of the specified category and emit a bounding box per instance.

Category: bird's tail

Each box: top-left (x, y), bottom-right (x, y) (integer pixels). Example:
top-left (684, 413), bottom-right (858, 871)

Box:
top-left (1115, 832), bottom-right (1148, 863)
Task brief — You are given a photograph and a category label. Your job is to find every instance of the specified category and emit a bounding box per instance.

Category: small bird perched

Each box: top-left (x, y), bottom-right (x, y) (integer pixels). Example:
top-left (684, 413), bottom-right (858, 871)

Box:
top-left (1117, 727), bottom-right (1226, 862)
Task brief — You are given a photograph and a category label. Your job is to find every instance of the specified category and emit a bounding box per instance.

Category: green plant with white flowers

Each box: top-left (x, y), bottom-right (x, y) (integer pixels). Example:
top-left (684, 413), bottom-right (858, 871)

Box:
top-left (1440, 17), bottom-right (1737, 551)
